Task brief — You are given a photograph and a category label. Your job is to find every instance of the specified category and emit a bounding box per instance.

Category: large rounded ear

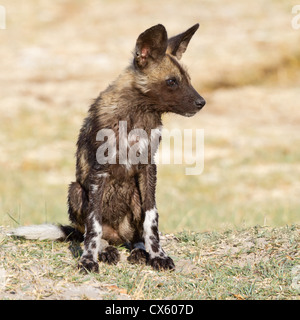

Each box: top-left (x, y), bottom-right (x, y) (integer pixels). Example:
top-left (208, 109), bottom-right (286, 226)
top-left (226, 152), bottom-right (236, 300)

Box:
top-left (134, 24), bottom-right (168, 69)
top-left (167, 23), bottom-right (200, 60)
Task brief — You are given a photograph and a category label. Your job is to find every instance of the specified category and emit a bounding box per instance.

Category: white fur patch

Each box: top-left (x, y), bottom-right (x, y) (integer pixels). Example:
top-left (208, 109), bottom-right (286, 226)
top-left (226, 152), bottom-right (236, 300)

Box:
top-left (97, 173), bottom-right (109, 178)
top-left (82, 215), bottom-right (103, 261)
top-left (93, 216), bottom-right (102, 236)
top-left (143, 208), bottom-right (157, 234)
top-left (91, 184), bottom-right (98, 193)
top-left (143, 207), bottom-right (166, 258)
top-left (8, 224), bottom-right (65, 240)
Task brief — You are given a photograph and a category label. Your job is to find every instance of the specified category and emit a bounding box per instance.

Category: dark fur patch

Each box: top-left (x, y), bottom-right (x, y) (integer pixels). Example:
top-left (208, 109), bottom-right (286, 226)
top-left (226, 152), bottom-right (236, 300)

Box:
top-left (127, 248), bottom-right (149, 265)
top-left (149, 256), bottom-right (175, 271)
top-left (78, 256), bottom-right (99, 273)
top-left (151, 244), bottom-right (159, 253)
top-left (99, 246), bottom-right (120, 265)
top-left (59, 225), bottom-right (84, 242)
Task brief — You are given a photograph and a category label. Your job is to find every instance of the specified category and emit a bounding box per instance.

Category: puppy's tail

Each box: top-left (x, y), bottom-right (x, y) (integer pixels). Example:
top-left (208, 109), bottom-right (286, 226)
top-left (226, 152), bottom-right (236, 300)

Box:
top-left (7, 224), bottom-right (84, 242)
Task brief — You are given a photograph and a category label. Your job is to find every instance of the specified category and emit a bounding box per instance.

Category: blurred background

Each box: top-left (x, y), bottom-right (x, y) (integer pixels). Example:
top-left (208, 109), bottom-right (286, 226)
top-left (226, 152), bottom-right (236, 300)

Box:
top-left (0, 0), bottom-right (299, 232)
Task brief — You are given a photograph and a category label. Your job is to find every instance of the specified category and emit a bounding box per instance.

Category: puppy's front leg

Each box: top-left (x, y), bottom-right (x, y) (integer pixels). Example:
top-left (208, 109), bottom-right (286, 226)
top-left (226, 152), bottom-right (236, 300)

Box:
top-left (140, 164), bottom-right (175, 271)
top-left (78, 171), bottom-right (106, 273)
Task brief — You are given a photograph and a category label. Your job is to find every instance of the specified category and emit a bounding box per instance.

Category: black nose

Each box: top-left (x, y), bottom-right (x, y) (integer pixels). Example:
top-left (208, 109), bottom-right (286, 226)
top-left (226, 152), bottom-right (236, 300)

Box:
top-left (195, 97), bottom-right (206, 109)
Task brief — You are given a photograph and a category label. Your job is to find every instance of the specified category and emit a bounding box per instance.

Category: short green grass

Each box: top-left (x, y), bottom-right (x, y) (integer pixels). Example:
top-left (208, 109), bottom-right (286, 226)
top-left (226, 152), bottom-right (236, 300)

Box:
top-left (156, 162), bottom-right (300, 233)
top-left (1, 225), bottom-right (299, 300)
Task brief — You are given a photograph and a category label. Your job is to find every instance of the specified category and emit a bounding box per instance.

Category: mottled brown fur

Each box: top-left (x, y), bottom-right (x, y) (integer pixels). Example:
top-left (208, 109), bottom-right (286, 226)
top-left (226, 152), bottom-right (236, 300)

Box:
top-left (68, 23), bottom-right (205, 271)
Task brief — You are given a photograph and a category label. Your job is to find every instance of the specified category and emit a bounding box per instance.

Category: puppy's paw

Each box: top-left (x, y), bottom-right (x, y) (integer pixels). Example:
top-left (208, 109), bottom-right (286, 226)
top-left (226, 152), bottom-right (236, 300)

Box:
top-left (149, 256), bottom-right (175, 271)
top-left (99, 246), bottom-right (120, 265)
top-left (127, 248), bottom-right (149, 265)
top-left (78, 256), bottom-right (99, 273)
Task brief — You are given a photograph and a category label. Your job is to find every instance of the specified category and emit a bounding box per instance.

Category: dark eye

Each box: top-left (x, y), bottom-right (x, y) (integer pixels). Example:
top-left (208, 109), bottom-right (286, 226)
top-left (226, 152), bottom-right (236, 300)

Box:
top-left (166, 78), bottom-right (178, 87)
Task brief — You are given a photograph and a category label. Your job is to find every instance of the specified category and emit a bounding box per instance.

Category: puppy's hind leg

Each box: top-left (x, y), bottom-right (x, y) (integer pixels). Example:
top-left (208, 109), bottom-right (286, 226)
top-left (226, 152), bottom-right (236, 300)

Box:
top-left (78, 172), bottom-right (107, 273)
top-left (68, 181), bottom-right (88, 232)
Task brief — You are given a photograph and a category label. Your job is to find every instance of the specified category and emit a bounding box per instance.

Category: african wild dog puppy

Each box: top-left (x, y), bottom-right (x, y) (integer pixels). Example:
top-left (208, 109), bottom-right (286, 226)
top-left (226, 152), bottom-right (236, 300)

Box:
top-left (10, 24), bottom-right (205, 271)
